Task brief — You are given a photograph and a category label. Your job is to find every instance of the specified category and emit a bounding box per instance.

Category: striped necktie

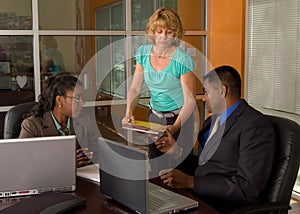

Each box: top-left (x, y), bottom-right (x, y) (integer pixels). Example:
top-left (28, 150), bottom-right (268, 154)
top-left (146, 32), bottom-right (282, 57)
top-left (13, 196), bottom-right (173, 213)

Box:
top-left (206, 116), bottom-right (220, 144)
top-left (198, 116), bottom-right (221, 165)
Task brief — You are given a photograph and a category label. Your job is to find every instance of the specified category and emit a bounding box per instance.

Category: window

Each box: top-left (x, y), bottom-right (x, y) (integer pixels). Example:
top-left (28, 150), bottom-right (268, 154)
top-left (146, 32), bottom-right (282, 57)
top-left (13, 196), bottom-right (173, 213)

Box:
top-left (246, 0), bottom-right (300, 197)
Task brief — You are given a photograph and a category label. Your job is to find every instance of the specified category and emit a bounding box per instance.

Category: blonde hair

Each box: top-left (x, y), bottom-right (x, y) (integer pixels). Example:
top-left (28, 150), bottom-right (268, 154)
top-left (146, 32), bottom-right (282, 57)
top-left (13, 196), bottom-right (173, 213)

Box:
top-left (42, 36), bottom-right (58, 49)
top-left (146, 7), bottom-right (184, 46)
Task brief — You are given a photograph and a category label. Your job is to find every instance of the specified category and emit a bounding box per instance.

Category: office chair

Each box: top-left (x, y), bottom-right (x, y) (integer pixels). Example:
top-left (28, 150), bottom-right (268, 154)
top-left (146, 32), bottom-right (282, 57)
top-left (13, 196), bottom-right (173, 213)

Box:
top-left (3, 102), bottom-right (37, 139)
top-left (230, 115), bottom-right (300, 214)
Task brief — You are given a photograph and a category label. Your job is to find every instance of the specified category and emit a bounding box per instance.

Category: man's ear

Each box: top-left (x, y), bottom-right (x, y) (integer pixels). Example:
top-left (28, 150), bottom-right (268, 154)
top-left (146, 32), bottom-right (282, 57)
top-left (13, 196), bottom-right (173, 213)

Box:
top-left (221, 85), bottom-right (228, 98)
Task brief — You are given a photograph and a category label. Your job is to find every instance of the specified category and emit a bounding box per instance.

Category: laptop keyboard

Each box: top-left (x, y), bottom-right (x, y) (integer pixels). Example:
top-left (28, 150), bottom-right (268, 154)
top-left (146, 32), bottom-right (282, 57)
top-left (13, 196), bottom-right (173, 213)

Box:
top-left (148, 194), bottom-right (174, 212)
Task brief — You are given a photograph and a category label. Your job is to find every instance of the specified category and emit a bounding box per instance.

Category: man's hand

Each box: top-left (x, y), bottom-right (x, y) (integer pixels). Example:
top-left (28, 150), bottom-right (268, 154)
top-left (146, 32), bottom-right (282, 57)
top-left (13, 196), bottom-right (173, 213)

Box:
top-left (76, 148), bottom-right (93, 168)
top-left (153, 128), bottom-right (175, 153)
top-left (153, 129), bottom-right (182, 158)
top-left (159, 169), bottom-right (194, 189)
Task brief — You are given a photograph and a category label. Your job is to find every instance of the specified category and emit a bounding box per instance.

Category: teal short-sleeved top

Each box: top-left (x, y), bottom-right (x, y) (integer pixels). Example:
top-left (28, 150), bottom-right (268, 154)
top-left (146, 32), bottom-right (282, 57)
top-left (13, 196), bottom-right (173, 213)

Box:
top-left (43, 48), bottom-right (65, 74)
top-left (135, 44), bottom-right (194, 112)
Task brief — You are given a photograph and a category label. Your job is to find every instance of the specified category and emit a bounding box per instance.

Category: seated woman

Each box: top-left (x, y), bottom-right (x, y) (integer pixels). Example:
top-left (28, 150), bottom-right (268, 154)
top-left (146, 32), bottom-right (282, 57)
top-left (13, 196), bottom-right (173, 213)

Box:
top-left (19, 73), bottom-right (99, 168)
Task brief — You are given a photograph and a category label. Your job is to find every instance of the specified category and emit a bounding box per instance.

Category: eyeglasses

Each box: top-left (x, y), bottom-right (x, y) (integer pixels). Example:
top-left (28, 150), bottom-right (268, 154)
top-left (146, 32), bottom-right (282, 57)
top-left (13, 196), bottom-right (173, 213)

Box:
top-left (64, 95), bottom-right (85, 104)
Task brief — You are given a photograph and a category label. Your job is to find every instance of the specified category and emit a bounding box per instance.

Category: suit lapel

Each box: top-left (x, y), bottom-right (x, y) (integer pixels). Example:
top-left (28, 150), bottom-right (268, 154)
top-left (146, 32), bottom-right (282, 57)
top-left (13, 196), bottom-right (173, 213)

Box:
top-left (198, 100), bottom-right (248, 165)
top-left (42, 111), bottom-right (61, 136)
top-left (221, 100), bottom-right (247, 137)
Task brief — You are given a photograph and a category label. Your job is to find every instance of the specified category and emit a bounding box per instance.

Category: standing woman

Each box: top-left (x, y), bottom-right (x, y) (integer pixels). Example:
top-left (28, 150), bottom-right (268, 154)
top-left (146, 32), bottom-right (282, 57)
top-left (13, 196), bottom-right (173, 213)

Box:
top-left (122, 7), bottom-right (196, 160)
top-left (19, 73), bottom-right (99, 168)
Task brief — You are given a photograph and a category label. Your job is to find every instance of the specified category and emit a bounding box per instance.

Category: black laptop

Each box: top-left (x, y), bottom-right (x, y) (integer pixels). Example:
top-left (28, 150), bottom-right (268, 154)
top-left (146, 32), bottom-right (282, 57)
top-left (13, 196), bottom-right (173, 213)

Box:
top-left (98, 137), bottom-right (198, 214)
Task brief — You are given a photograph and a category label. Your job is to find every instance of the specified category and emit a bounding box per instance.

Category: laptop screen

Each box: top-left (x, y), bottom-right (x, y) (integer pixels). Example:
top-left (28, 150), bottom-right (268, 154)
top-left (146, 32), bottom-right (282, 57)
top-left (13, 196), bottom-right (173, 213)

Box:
top-left (98, 137), bottom-right (148, 213)
top-left (0, 136), bottom-right (76, 198)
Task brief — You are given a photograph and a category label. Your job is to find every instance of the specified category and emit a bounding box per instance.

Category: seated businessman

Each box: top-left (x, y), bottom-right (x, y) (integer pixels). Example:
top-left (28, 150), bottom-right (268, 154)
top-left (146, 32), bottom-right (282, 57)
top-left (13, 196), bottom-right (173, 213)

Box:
top-left (154, 65), bottom-right (276, 212)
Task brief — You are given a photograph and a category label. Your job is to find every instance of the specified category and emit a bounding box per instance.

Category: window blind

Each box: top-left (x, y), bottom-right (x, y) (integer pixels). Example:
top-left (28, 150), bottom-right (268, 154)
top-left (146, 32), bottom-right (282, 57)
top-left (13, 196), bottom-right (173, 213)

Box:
top-left (246, 0), bottom-right (300, 124)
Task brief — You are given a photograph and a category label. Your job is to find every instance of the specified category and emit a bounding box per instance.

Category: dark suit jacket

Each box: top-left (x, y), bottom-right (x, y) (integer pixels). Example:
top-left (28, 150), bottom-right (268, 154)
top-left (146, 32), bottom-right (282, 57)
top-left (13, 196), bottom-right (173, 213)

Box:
top-left (178, 99), bottom-right (276, 212)
top-left (19, 111), bottom-right (99, 163)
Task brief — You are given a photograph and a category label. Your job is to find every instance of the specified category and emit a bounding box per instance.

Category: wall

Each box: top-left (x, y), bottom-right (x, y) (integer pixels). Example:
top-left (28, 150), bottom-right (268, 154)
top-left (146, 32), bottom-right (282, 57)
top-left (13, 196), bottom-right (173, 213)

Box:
top-left (208, 0), bottom-right (246, 96)
top-left (178, 0), bottom-right (203, 30)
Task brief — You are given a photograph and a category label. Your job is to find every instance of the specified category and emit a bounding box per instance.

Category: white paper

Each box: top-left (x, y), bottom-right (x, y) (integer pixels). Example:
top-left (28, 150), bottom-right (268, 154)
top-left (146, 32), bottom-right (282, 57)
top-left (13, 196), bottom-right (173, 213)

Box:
top-left (76, 163), bottom-right (100, 183)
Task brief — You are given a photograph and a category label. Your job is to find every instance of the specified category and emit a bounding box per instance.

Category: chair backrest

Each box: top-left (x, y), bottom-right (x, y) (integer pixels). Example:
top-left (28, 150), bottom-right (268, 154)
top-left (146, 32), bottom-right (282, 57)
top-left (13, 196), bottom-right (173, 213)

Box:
top-left (3, 102), bottom-right (37, 139)
top-left (263, 115), bottom-right (300, 204)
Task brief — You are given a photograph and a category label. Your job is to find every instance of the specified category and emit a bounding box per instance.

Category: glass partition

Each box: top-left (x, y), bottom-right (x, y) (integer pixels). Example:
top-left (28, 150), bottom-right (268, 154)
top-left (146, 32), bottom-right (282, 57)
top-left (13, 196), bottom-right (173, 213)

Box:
top-left (0, 0), bottom-right (32, 30)
top-left (39, 35), bottom-right (97, 100)
top-left (95, 1), bottom-right (125, 31)
top-left (131, 0), bottom-right (154, 31)
top-left (39, 0), bottom-right (92, 30)
top-left (96, 35), bottom-right (126, 99)
top-left (0, 36), bottom-right (34, 106)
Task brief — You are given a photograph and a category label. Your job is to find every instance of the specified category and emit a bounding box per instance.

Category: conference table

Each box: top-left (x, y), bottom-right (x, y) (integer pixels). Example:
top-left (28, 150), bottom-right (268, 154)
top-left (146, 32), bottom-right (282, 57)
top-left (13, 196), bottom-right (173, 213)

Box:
top-left (0, 176), bottom-right (219, 213)
top-left (72, 176), bottom-right (219, 214)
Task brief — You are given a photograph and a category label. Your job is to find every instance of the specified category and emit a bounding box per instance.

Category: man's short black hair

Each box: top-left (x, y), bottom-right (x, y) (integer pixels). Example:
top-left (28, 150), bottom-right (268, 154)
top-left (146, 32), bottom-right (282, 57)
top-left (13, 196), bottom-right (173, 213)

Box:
top-left (203, 65), bottom-right (241, 98)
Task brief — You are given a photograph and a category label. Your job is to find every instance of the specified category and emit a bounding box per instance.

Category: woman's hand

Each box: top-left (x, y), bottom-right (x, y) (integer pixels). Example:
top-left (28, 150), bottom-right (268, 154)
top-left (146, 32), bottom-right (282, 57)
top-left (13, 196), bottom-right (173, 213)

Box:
top-left (121, 113), bottom-right (136, 125)
top-left (76, 148), bottom-right (93, 168)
